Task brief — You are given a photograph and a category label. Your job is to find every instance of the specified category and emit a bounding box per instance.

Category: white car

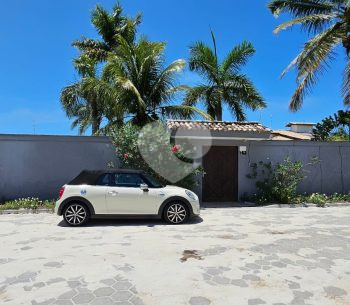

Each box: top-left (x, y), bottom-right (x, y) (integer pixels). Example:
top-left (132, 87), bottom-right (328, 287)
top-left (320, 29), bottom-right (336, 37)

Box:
top-left (55, 169), bottom-right (200, 226)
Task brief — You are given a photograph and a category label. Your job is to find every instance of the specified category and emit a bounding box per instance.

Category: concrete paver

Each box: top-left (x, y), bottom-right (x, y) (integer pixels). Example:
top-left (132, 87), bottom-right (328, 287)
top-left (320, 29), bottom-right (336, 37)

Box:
top-left (1, 206), bottom-right (350, 305)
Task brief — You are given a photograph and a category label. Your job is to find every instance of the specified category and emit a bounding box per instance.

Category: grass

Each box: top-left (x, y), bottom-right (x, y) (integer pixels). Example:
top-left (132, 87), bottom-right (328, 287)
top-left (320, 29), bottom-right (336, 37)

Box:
top-left (0, 198), bottom-right (55, 211)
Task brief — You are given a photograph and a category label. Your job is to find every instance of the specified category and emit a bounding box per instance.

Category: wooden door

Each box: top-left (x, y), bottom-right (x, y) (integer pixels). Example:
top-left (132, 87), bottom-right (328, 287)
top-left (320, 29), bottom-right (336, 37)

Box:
top-left (202, 146), bottom-right (238, 202)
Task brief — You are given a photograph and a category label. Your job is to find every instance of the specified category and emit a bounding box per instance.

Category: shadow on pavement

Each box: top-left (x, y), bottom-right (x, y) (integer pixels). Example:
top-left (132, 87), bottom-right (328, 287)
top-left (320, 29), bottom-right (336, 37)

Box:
top-left (201, 202), bottom-right (257, 208)
top-left (57, 216), bottom-right (203, 228)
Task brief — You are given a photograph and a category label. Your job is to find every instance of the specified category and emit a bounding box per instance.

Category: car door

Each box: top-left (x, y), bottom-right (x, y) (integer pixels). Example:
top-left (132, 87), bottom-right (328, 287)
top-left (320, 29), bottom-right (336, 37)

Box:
top-left (105, 173), bottom-right (161, 214)
top-left (84, 173), bottom-right (110, 214)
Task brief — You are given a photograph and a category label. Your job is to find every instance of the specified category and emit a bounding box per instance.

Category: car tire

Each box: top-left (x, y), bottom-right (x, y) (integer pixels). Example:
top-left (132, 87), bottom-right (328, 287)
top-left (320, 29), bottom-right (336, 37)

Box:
top-left (63, 202), bottom-right (90, 226)
top-left (163, 201), bottom-right (189, 224)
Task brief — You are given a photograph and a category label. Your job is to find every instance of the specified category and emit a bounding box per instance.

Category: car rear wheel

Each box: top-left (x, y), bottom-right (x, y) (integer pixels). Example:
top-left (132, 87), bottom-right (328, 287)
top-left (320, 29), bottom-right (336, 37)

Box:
top-left (63, 203), bottom-right (89, 226)
top-left (164, 202), bottom-right (189, 224)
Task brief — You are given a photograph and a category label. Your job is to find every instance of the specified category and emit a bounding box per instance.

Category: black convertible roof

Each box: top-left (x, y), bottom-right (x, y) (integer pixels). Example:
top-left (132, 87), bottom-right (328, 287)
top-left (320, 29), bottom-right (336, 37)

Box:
top-left (68, 169), bottom-right (144, 185)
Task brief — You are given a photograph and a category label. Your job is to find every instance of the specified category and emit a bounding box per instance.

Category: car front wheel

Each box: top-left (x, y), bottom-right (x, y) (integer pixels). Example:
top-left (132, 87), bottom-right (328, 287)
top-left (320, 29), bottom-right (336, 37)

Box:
top-left (164, 202), bottom-right (189, 224)
top-left (63, 203), bottom-right (89, 226)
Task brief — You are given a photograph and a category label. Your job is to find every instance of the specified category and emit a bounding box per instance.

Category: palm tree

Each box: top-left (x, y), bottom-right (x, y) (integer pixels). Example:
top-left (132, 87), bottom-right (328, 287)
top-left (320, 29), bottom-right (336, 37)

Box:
top-left (184, 31), bottom-right (265, 121)
top-left (60, 55), bottom-right (121, 134)
top-left (72, 2), bottom-right (141, 62)
top-left (103, 36), bottom-right (211, 126)
top-left (268, 0), bottom-right (350, 110)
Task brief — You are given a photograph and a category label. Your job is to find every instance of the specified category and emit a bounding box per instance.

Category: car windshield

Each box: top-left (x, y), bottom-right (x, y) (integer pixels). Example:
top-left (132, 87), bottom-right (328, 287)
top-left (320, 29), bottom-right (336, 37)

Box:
top-left (144, 174), bottom-right (163, 188)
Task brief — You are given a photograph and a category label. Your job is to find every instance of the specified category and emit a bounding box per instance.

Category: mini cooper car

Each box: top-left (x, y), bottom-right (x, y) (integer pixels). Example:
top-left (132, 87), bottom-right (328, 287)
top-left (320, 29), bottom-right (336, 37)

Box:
top-left (55, 169), bottom-right (200, 226)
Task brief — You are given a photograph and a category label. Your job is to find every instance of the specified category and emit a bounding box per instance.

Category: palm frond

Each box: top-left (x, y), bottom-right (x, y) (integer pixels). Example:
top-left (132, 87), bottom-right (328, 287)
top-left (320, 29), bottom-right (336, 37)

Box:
top-left (91, 5), bottom-right (116, 47)
top-left (223, 91), bottom-right (247, 121)
top-left (189, 41), bottom-right (219, 83)
top-left (342, 60), bottom-right (350, 105)
top-left (184, 85), bottom-right (212, 106)
top-left (268, 0), bottom-right (337, 18)
top-left (225, 75), bottom-right (266, 110)
top-left (281, 21), bottom-right (343, 78)
top-left (116, 76), bottom-right (147, 109)
top-left (160, 105), bottom-right (213, 120)
top-left (72, 38), bottom-right (109, 62)
top-left (222, 41), bottom-right (255, 73)
top-left (274, 13), bottom-right (338, 34)
top-left (149, 59), bottom-right (186, 100)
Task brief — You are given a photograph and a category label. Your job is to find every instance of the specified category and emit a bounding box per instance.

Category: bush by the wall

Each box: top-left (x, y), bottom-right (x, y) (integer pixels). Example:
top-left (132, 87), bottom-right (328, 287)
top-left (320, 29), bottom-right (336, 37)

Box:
top-left (247, 158), bottom-right (305, 204)
top-left (0, 198), bottom-right (55, 210)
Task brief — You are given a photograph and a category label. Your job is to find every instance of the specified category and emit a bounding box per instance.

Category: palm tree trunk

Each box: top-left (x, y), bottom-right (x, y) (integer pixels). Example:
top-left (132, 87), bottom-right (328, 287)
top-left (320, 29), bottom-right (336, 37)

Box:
top-left (91, 100), bottom-right (100, 135)
top-left (215, 102), bottom-right (222, 121)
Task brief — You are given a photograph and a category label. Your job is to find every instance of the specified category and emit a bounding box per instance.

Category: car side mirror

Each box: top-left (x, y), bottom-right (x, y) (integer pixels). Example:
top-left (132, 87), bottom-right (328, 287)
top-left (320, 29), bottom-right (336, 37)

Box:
top-left (140, 183), bottom-right (149, 192)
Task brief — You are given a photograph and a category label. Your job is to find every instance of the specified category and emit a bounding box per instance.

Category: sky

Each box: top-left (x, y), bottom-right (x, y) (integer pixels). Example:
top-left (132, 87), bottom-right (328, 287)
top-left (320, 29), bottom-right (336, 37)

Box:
top-left (0, 0), bottom-right (348, 135)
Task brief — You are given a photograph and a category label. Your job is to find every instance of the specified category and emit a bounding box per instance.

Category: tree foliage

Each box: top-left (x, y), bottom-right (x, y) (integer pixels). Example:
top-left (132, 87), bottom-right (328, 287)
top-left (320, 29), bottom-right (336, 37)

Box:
top-left (103, 36), bottom-right (211, 127)
top-left (313, 109), bottom-right (350, 141)
top-left (268, 0), bottom-right (350, 110)
top-left (185, 31), bottom-right (265, 121)
top-left (60, 55), bottom-right (120, 134)
top-left (72, 2), bottom-right (141, 62)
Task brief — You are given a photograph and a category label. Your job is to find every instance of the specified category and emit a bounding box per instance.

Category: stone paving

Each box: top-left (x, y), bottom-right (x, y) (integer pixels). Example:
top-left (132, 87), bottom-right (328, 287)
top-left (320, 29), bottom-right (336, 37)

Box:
top-left (0, 206), bottom-right (350, 305)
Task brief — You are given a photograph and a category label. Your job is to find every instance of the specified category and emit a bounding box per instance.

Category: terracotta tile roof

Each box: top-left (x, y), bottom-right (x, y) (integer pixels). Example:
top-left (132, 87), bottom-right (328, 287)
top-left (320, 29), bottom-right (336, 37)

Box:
top-left (271, 130), bottom-right (313, 140)
top-left (167, 120), bottom-right (270, 133)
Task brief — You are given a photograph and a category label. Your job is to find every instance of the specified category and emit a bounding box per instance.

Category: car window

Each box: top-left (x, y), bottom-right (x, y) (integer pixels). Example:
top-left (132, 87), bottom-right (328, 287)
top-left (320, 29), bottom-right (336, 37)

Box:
top-left (96, 174), bottom-right (110, 186)
top-left (112, 173), bottom-right (145, 187)
top-left (144, 174), bottom-right (163, 188)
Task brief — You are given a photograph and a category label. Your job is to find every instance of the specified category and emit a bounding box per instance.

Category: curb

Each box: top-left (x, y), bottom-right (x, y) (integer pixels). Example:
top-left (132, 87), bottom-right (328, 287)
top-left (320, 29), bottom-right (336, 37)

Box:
top-left (0, 208), bottom-right (54, 215)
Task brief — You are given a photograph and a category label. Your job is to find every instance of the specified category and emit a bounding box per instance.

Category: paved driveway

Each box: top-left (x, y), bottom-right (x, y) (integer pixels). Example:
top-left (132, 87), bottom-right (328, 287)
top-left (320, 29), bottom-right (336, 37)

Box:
top-left (1, 207), bottom-right (350, 305)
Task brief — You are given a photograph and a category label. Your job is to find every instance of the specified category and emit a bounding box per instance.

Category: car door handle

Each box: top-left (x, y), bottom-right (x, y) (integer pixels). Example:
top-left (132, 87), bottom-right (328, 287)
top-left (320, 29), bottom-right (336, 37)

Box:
top-left (108, 191), bottom-right (118, 196)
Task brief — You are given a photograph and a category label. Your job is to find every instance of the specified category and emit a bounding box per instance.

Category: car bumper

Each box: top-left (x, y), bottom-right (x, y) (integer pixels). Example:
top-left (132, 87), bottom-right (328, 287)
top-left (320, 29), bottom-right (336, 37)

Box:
top-left (54, 199), bottom-right (62, 215)
top-left (190, 200), bottom-right (200, 216)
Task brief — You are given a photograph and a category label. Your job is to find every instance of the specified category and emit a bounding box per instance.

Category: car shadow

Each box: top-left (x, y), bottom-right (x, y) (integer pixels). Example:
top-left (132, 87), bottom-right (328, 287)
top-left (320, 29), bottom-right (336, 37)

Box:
top-left (57, 216), bottom-right (203, 228)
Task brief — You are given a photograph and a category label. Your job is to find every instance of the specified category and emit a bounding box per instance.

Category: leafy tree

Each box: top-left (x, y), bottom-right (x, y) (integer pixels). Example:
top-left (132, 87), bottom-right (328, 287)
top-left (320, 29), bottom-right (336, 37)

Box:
top-left (268, 0), bottom-right (350, 110)
top-left (313, 110), bottom-right (350, 140)
top-left (313, 116), bottom-right (336, 141)
top-left (184, 31), bottom-right (265, 121)
top-left (73, 2), bottom-right (141, 62)
top-left (60, 55), bottom-right (122, 134)
top-left (103, 36), bottom-right (211, 127)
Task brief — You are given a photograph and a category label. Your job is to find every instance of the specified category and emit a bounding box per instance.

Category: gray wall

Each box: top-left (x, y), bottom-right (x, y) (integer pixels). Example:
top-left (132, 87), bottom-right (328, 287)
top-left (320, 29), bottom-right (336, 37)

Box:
top-left (0, 135), bottom-right (118, 202)
top-left (191, 140), bottom-right (350, 201)
top-left (239, 141), bottom-right (350, 198)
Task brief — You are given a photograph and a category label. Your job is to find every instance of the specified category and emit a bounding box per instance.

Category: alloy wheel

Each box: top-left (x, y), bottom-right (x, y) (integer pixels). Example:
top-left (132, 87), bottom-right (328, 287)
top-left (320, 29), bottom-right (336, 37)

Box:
top-left (166, 203), bottom-right (187, 224)
top-left (64, 204), bottom-right (87, 225)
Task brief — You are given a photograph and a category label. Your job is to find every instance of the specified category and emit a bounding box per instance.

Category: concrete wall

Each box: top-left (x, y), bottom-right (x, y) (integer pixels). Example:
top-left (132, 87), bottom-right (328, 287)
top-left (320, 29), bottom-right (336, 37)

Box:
top-left (239, 141), bottom-right (350, 199)
top-left (191, 140), bottom-right (350, 201)
top-left (0, 135), bottom-right (118, 202)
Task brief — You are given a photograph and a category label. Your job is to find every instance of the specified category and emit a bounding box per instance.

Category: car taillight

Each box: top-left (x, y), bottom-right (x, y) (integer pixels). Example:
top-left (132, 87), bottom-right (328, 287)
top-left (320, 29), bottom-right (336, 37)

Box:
top-left (59, 186), bottom-right (65, 199)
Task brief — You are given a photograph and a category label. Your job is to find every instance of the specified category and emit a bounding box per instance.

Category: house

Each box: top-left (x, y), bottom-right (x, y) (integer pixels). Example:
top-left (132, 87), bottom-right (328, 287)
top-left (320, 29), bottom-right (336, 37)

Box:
top-left (167, 120), bottom-right (350, 203)
top-left (271, 122), bottom-right (315, 141)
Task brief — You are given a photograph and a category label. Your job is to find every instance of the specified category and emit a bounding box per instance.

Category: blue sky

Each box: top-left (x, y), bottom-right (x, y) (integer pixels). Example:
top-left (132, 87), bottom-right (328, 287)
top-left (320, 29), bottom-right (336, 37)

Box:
top-left (0, 0), bottom-right (347, 135)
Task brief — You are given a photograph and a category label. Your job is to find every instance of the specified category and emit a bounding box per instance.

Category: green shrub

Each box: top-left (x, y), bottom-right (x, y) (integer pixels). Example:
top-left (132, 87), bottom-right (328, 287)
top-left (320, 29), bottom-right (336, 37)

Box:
top-left (247, 158), bottom-right (305, 204)
top-left (308, 193), bottom-right (327, 207)
top-left (0, 198), bottom-right (55, 211)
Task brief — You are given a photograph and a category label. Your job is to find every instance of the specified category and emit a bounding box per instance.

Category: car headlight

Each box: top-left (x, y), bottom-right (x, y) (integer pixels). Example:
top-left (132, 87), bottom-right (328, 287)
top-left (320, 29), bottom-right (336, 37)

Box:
top-left (185, 190), bottom-right (197, 201)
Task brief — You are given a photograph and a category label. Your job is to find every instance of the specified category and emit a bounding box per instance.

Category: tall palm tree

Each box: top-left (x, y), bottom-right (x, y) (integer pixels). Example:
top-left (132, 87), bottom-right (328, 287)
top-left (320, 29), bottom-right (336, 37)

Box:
top-left (73, 2), bottom-right (141, 62)
top-left (103, 36), bottom-right (211, 126)
top-left (184, 31), bottom-right (265, 121)
top-left (60, 55), bottom-right (121, 134)
top-left (268, 0), bottom-right (350, 110)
